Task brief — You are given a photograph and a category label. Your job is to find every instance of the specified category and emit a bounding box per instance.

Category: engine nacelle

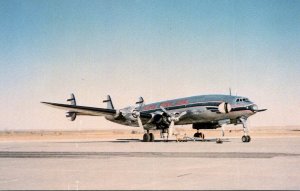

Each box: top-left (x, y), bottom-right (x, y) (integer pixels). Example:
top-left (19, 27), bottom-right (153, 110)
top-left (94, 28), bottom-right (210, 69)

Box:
top-left (152, 113), bottom-right (169, 129)
top-left (218, 102), bottom-right (232, 113)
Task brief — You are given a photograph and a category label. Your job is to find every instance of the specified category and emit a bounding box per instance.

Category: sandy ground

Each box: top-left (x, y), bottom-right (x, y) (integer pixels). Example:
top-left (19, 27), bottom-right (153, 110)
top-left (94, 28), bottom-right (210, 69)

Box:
top-left (0, 127), bottom-right (300, 190)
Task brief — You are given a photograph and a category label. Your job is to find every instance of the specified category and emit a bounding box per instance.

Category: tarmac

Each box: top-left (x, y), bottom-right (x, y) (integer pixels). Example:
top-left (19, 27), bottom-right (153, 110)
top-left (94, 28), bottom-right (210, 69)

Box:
top-left (0, 137), bottom-right (300, 190)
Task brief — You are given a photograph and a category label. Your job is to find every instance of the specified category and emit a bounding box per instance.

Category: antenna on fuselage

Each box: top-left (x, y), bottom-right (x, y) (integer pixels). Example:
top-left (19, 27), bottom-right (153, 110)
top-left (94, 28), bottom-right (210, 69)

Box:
top-left (229, 88), bottom-right (232, 96)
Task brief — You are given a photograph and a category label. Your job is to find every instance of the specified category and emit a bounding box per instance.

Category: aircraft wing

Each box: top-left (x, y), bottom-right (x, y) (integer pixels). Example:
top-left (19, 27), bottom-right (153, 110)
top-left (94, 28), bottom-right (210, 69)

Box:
top-left (41, 102), bottom-right (116, 117)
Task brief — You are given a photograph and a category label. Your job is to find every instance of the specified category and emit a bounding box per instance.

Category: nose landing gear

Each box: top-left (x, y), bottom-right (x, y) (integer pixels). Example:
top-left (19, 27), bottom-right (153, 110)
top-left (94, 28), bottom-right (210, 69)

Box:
top-left (242, 135), bottom-right (251, 143)
top-left (240, 117), bottom-right (251, 143)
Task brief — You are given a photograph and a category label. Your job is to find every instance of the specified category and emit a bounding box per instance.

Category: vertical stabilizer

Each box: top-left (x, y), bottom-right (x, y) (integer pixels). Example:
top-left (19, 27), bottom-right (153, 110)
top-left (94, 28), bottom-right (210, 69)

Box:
top-left (67, 93), bottom-right (76, 105)
top-left (103, 95), bottom-right (114, 110)
top-left (66, 93), bottom-right (77, 121)
top-left (136, 97), bottom-right (145, 111)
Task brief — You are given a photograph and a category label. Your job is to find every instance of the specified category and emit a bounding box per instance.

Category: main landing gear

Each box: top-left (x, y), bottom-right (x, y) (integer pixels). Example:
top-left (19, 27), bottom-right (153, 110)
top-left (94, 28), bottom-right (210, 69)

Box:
top-left (142, 130), bottom-right (154, 142)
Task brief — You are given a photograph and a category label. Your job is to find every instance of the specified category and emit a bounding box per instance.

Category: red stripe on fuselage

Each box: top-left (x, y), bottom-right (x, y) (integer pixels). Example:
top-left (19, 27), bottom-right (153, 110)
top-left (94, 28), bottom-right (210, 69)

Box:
top-left (142, 99), bottom-right (189, 111)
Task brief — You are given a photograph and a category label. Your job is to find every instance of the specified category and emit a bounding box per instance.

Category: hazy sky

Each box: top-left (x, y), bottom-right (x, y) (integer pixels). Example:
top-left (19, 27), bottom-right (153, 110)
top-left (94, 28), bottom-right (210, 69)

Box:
top-left (0, 0), bottom-right (300, 130)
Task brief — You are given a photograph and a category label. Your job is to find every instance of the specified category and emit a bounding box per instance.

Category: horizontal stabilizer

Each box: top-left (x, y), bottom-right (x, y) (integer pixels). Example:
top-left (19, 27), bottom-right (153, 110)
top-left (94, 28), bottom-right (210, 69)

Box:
top-left (41, 102), bottom-right (116, 117)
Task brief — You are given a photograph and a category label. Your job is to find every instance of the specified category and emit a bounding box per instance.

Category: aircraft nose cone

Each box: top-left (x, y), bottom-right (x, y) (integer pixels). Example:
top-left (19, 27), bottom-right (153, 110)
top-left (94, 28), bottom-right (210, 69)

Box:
top-left (251, 104), bottom-right (258, 111)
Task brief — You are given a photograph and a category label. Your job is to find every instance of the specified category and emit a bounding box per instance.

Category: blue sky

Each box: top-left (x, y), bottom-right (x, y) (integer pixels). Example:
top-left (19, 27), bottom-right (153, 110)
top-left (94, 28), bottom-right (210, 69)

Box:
top-left (0, 0), bottom-right (300, 130)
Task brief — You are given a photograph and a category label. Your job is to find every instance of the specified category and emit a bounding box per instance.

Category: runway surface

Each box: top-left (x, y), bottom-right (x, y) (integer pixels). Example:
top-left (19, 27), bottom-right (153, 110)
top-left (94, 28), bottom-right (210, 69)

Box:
top-left (0, 137), bottom-right (300, 190)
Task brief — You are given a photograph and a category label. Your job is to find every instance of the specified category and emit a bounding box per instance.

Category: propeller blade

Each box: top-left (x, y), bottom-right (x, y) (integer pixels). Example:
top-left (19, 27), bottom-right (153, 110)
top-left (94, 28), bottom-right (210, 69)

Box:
top-left (169, 120), bottom-right (175, 136)
top-left (160, 106), bottom-right (186, 139)
top-left (137, 116), bottom-right (143, 129)
top-left (178, 111), bottom-right (187, 118)
top-left (159, 106), bottom-right (170, 116)
top-left (221, 126), bottom-right (225, 137)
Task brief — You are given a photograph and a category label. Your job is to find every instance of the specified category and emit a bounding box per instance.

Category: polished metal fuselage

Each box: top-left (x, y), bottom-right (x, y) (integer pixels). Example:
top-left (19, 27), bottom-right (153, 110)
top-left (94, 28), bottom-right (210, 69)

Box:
top-left (105, 94), bottom-right (257, 128)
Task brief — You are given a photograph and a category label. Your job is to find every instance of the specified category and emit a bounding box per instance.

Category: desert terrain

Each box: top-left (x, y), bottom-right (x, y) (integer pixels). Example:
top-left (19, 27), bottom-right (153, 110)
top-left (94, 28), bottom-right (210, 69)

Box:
top-left (0, 126), bottom-right (300, 190)
top-left (1, 126), bottom-right (300, 142)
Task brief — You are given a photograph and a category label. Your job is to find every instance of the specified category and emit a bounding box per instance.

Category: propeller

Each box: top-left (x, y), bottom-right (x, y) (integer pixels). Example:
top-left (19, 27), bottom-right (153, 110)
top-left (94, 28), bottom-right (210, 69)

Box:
top-left (137, 117), bottom-right (143, 128)
top-left (132, 109), bottom-right (144, 129)
top-left (159, 106), bottom-right (187, 136)
top-left (131, 97), bottom-right (145, 129)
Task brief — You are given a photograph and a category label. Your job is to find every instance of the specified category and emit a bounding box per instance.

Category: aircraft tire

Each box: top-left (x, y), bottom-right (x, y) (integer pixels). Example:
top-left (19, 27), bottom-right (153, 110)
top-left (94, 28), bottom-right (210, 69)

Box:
top-left (216, 138), bottom-right (223, 144)
top-left (194, 133), bottom-right (199, 137)
top-left (143, 133), bottom-right (150, 142)
top-left (149, 133), bottom-right (155, 142)
top-left (242, 135), bottom-right (248, 143)
top-left (246, 135), bottom-right (251, 142)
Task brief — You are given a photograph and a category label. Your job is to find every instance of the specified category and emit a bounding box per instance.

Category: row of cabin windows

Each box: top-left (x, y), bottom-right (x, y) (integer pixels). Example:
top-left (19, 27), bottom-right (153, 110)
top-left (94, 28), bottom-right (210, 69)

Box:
top-left (236, 98), bottom-right (250, 102)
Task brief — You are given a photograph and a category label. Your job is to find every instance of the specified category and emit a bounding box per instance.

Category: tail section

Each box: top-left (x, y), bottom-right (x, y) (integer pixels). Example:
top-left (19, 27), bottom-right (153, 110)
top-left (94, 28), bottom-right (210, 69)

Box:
top-left (136, 96), bottom-right (145, 110)
top-left (66, 93), bottom-right (77, 121)
top-left (67, 93), bottom-right (76, 105)
top-left (103, 95), bottom-right (114, 110)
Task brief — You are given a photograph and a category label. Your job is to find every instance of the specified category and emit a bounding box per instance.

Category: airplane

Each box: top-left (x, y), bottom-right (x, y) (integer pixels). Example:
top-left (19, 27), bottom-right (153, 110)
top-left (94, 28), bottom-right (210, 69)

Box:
top-left (41, 93), bottom-right (266, 143)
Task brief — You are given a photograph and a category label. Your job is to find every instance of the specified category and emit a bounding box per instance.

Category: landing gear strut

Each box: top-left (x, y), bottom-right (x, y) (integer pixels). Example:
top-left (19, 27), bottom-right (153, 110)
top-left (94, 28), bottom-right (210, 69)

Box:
top-left (240, 117), bottom-right (251, 143)
top-left (160, 129), bottom-right (170, 142)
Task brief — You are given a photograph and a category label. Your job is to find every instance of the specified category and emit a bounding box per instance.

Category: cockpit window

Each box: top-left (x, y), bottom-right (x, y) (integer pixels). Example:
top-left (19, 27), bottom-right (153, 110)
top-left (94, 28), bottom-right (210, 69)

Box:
top-left (236, 98), bottom-right (250, 102)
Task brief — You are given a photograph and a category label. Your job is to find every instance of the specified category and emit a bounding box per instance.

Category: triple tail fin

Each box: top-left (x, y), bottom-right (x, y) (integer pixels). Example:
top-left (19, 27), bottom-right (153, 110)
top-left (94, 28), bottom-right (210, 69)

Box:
top-left (66, 93), bottom-right (77, 121)
top-left (103, 95), bottom-right (114, 110)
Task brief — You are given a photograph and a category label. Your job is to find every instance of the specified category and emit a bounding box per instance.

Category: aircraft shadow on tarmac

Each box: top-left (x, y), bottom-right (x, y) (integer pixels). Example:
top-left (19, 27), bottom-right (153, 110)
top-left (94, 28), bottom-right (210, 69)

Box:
top-left (55, 138), bottom-right (231, 144)
top-left (110, 138), bottom-right (231, 143)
